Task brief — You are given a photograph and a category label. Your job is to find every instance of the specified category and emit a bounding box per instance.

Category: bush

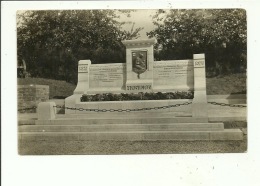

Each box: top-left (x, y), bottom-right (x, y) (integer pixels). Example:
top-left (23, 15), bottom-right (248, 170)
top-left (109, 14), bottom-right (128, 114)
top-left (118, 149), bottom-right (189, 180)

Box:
top-left (81, 91), bottom-right (194, 102)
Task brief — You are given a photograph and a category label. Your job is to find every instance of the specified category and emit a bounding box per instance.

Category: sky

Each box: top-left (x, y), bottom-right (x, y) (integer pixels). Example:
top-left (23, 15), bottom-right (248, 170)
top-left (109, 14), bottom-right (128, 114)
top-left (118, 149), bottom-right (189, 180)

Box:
top-left (117, 10), bottom-right (158, 39)
top-left (17, 9), bottom-right (159, 40)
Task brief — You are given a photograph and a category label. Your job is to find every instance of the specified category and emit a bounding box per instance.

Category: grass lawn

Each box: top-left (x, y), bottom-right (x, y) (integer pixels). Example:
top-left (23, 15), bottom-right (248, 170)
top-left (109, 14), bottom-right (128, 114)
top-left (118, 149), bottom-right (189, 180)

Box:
top-left (19, 138), bottom-right (247, 155)
top-left (206, 73), bottom-right (246, 95)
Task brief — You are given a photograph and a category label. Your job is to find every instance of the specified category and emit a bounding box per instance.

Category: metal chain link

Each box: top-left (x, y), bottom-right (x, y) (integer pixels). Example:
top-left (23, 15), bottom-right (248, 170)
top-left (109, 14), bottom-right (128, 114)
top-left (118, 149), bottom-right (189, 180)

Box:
top-left (18, 101), bottom-right (247, 112)
top-left (208, 102), bottom-right (246, 108)
top-left (54, 102), bottom-right (193, 112)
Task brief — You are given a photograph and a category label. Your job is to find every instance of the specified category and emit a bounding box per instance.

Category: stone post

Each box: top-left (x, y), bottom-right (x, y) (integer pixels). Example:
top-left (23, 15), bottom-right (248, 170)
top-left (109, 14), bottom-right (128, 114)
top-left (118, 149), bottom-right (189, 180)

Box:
top-left (74, 60), bottom-right (91, 94)
top-left (37, 102), bottom-right (56, 120)
top-left (192, 54), bottom-right (208, 120)
top-left (65, 60), bottom-right (91, 114)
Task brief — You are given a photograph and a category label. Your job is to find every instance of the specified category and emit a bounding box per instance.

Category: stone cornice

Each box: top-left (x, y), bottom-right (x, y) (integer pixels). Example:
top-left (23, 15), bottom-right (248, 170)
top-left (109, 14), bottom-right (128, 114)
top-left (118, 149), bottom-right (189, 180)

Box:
top-left (122, 38), bottom-right (156, 47)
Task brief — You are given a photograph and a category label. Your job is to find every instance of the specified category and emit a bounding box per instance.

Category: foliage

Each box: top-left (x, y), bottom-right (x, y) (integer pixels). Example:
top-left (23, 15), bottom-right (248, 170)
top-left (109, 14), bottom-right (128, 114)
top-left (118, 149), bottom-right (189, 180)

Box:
top-left (17, 10), bottom-right (142, 83)
top-left (148, 9), bottom-right (247, 76)
top-left (80, 91), bottom-right (194, 102)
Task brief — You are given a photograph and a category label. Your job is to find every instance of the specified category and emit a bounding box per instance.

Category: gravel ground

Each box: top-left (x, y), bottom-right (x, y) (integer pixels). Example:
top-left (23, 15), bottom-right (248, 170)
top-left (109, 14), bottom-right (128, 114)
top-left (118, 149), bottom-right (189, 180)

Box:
top-left (18, 133), bottom-right (247, 155)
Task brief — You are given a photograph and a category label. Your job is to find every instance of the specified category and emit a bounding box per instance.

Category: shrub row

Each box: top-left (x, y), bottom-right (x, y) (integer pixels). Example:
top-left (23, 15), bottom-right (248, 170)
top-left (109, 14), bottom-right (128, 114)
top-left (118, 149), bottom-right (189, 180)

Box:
top-left (80, 91), bottom-right (194, 102)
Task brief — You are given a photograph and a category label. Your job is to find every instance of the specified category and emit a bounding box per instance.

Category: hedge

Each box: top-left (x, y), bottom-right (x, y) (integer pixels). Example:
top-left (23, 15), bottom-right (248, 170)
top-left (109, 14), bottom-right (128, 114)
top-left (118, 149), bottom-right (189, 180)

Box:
top-left (80, 91), bottom-right (194, 102)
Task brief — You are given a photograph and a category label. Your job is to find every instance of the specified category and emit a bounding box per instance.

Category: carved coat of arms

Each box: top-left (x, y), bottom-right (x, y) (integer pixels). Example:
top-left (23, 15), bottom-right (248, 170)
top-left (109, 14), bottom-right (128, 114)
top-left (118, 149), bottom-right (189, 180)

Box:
top-left (132, 51), bottom-right (147, 78)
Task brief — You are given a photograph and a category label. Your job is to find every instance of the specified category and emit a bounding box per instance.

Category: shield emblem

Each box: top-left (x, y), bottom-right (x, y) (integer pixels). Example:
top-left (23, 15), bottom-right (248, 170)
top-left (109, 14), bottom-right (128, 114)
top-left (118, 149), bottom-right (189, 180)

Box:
top-left (132, 51), bottom-right (147, 78)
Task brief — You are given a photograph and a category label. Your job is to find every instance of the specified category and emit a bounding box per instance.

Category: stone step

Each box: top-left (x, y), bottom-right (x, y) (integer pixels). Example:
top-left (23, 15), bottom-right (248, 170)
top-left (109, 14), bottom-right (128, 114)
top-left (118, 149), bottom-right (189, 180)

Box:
top-left (18, 120), bottom-right (36, 125)
top-left (35, 117), bottom-right (209, 125)
top-left (18, 129), bottom-right (243, 141)
top-left (56, 111), bottom-right (191, 118)
top-left (19, 123), bottom-right (224, 132)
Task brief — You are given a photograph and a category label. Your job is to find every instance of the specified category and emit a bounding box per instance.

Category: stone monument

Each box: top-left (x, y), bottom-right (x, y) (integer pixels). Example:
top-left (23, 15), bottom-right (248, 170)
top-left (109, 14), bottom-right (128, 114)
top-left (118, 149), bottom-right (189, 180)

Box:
top-left (122, 39), bottom-right (155, 92)
top-left (65, 38), bottom-right (207, 119)
top-left (20, 39), bottom-right (243, 141)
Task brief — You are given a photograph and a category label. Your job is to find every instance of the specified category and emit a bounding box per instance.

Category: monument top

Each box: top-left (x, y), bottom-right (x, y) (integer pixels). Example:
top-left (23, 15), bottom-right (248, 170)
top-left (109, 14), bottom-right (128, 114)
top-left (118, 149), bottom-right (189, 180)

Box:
top-left (122, 38), bottom-right (156, 47)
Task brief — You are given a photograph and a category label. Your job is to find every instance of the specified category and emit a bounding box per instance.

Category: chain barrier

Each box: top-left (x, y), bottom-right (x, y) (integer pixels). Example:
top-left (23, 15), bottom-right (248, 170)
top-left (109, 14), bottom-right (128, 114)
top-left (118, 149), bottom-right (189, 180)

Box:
top-left (208, 102), bottom-right (246, 108)
top-left (18, 101), bottom-right (246, 112)
top-left (18, 106), bottom-right (37, 112)
top-left (54, 102), bottom-right (192, 112)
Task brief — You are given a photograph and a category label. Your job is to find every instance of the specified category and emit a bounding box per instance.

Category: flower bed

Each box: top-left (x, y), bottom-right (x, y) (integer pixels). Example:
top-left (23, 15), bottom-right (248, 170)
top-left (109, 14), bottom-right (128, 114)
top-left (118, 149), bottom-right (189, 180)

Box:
top-left (80, 91), bottom-right (194, 102)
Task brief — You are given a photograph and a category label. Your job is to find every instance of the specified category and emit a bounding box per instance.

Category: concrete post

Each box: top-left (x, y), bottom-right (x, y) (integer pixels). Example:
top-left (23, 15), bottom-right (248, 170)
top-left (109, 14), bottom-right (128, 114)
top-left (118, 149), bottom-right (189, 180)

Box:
top-left (192, 54), bottom-right (208, 120)
top-left (74, 60), bottom-right (91, 94)
top-left (65, 60), bottom-right (91, 114)
top-left (37, 102), bottom-right (56, 120)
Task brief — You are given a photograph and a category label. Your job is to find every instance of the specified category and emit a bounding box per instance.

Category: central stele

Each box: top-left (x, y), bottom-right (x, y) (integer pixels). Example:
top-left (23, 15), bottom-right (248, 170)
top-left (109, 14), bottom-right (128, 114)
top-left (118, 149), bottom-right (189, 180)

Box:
top-left (132, 50), bottom-right (147, 78)
top-left (122, 39), bottom-right (156, 92)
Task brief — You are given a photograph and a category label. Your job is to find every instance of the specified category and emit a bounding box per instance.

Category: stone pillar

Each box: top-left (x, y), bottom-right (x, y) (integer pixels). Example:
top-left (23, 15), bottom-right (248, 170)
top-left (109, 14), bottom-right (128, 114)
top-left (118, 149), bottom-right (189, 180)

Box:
top-left (192, 54), bottom-right (208, 120)
top-left (65, 60), bottom-right (91, 114)
top-left (74, 60), bottom-right (91, 94)
top-left (122, 39), bottom-right (156, 92)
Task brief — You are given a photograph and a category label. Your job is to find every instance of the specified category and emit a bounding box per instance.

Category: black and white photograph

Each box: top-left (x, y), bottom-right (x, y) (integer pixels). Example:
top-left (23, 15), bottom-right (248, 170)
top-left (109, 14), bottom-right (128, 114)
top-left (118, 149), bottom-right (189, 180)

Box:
top-left (17, 9), bottom-right (247, 155)
top-left (2, 1), bottom-right (260, 186)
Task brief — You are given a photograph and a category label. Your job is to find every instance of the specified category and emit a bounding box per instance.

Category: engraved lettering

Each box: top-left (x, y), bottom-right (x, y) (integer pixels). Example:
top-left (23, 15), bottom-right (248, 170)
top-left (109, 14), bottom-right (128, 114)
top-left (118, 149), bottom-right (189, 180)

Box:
top-left (78, 65), bottom-right (88, 73)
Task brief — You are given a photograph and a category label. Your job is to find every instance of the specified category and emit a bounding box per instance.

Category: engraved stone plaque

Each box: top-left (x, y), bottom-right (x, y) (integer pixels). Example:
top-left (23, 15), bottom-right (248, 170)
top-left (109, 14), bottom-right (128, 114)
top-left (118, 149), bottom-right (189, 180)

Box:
top-left (194, 60), bottom-right (205, 68)
top-left (132, 51), bottom-right (147, 78)
top-left (78, 64), bottom-right (88, 73)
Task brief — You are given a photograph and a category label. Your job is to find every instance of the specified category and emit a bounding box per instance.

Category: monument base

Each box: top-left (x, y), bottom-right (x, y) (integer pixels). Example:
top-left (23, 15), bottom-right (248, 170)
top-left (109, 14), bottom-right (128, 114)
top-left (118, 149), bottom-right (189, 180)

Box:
top-left (20, 101), bottom-right (243, 142)
top-left (19, 129), bottom-right (243, 141)
top-left (19, 113), bottom-right (243, 141)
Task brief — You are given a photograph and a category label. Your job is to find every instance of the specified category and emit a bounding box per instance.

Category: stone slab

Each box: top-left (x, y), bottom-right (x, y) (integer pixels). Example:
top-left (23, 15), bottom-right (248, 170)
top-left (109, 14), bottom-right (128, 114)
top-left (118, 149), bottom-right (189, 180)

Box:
top-left (89, 63), bottom-right (126, 90)
top-left (208, 117), bottom-right (247, 122)
top-left (18, 129), bottom-right (243, 141)
top-left (19, 123), bottom-right (224, 132)
top-left (153, 60), bottom-right (194, 90)
top-left (19, 132), bottom-right (80, 141)
top-left (18, 120), bottom-right (36, 125)
top-left (209, 129), bottom-right (243, 140)
top-left (35, 117), bottom-right (209, 125)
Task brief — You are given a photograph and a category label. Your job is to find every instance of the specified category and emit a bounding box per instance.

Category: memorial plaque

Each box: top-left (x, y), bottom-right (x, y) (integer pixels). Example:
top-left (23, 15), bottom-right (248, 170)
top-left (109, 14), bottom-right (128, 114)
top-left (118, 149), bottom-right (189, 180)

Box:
top-left (89, 64), bottom-right (125, 89)
top-left (153, 60), bottom-right (194, 90)
top-left (132, 50), bottom-right (147, 78)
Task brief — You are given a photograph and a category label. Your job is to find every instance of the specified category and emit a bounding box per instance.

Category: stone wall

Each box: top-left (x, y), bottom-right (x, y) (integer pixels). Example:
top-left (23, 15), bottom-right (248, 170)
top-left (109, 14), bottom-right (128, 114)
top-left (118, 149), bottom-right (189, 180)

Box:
top-left (18, 85), bottom-right (49, 113)
top-left (153, 60), bottom-right (194, 91)
top-left (83, 60), bottom-right (194, 94)
top-left (65, 39), bottom-right (207, 118)
top-left (89, 63), bottom-right (126, 92)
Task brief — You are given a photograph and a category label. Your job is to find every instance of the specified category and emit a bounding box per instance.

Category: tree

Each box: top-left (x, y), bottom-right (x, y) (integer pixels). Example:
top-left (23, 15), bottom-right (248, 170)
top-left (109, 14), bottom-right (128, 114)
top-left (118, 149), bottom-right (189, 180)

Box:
top-left (147, 9), bottom-right (246, 76)
top-left (17, 10), bottom-right (142, 83)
